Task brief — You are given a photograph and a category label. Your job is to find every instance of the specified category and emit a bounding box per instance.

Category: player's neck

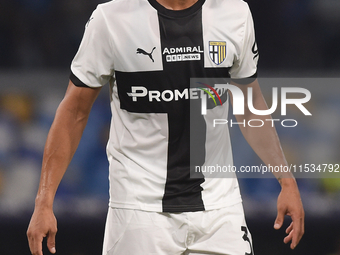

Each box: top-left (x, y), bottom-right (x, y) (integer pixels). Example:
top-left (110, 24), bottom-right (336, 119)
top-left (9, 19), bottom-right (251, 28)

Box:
top-left (155, 0), bottom-right (198, 10)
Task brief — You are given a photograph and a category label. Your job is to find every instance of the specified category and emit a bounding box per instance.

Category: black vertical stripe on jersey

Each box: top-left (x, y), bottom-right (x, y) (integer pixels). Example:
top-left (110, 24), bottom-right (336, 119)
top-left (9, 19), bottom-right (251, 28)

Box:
top-left (158, 8), bottom-right (206, 212)
top-left (116, 1), bottom-right (232, 212)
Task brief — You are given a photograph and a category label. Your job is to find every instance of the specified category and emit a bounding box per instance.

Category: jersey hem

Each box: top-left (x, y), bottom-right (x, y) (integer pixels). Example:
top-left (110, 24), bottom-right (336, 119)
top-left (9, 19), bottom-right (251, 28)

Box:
top-left (108, 196), bottom-right (242, 213)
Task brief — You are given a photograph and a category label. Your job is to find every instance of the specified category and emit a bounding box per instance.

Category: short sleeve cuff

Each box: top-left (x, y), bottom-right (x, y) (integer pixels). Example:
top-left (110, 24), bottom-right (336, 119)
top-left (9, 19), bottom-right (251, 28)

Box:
top-left (230, 71), bottom-right (257, 85)
top-left (70, 72), bottom-right (91, 88)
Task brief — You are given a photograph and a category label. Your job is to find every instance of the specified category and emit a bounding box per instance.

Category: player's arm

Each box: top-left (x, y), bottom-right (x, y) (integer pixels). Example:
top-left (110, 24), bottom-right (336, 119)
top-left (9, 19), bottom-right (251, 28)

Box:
top-left (229, 79), bottom-right (304, 249)
top-left (27, 80), bottom-right (101, 255)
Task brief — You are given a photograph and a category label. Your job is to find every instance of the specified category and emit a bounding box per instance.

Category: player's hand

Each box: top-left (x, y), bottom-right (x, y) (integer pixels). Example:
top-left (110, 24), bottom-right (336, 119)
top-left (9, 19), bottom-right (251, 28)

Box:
top-left (274, 178), bottom-right (304, 249)
top-left (27, 207), bottom-right (57, 255)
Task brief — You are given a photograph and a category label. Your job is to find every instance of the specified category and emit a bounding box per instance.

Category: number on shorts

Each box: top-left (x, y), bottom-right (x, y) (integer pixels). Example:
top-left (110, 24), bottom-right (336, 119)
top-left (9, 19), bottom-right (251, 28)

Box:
top-left (241, 226), bottom-right (253, 255)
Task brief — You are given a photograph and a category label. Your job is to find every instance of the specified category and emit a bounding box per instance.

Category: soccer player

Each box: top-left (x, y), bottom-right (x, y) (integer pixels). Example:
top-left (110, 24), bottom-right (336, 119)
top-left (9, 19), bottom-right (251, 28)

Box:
top-left (27, 0), bottom-right (304, 254)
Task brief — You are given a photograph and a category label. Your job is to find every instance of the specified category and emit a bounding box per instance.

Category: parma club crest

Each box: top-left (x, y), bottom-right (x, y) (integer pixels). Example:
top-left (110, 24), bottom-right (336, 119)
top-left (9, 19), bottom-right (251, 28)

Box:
top-left (209, 41), bottom-right (226, 65)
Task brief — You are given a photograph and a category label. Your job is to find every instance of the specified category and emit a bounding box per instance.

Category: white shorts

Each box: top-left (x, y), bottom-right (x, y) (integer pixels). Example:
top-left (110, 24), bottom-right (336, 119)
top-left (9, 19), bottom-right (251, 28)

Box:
top-left (102, 203), bottom-right (254, 255)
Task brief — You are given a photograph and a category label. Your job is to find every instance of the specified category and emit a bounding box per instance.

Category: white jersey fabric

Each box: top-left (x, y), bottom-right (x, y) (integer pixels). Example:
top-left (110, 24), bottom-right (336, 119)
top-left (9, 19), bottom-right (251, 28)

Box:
top-left (70, 0), bottom-right (259, 212)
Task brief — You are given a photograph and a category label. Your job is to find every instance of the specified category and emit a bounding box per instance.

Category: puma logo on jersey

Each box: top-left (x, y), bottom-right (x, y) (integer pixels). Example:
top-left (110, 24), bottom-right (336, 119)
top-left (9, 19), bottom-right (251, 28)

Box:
top-left (136, 47), bottom-right (156, 62)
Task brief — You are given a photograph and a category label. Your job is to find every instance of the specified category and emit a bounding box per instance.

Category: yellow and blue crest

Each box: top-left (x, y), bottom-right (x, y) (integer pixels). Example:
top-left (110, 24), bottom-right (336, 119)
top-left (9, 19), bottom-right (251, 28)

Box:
top-left (209, 41), bottom-right (226, 65)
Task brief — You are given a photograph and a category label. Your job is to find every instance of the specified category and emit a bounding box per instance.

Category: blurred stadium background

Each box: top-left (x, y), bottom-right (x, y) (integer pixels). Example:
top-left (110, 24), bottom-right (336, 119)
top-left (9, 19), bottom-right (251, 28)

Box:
top-left (0, 0), bottom-right (340, 254)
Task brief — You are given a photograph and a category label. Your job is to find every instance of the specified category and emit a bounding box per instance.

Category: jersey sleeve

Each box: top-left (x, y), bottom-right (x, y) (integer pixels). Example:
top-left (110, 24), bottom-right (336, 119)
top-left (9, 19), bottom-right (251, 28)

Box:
top-left (70, 6), bottom-right (114, 88)
top-left (229, 6), bottom-right (259, 84)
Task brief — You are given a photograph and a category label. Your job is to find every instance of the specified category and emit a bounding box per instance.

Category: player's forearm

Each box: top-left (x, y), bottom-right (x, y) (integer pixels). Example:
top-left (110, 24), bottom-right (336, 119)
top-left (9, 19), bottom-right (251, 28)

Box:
top-left (232, 80), bottom-right (294, 181)
top-left (236, 110), bottom-right (299, 190)
top-left (236, 112), bottom-right (287, 164)
top-left (35, 97), bottom-right (91, 208)
top-left (238, 115), bottom-right (294, 180)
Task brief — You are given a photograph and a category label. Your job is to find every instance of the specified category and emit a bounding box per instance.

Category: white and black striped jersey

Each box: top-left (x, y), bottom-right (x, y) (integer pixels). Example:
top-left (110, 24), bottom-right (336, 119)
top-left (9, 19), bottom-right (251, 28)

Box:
top-left (70, 0), bottom-right (259, 212)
